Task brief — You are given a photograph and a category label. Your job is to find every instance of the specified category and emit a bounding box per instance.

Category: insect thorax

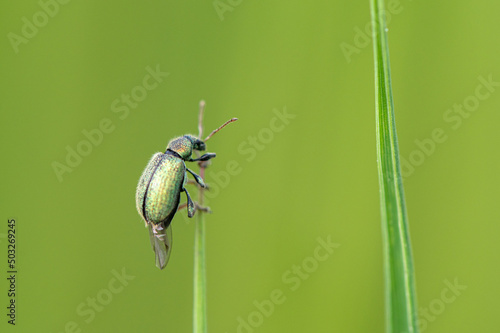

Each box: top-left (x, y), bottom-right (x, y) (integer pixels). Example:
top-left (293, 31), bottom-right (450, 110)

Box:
top-left (166, 135), bottom-right (195, 160)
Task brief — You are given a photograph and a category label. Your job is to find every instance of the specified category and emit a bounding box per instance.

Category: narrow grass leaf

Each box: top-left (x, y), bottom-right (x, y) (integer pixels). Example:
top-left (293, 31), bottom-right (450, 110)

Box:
top-left (370, 0), bottom-right (419, 332)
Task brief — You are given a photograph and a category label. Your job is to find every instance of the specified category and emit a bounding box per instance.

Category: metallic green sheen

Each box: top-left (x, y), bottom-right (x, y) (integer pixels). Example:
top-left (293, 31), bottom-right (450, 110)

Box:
top-left (136, 153), bottom-right (186, 226)
top-left (167, 135), bottom-right (195, 160)
top-left (135, 153), bottom-right (163, 224)
top-left (136, 133), bottom-right (214, 269)
top-left (145, 154), bottom-right (185, 224)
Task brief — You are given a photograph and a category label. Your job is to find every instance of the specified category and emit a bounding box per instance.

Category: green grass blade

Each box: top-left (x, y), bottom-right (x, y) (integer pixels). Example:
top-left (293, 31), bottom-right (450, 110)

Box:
top-left (370, 1), bottom-right (419, 332)
top-left (193, 203), bottom-right (207, 333)
top-left (193, 102), bottom-right (208, 333)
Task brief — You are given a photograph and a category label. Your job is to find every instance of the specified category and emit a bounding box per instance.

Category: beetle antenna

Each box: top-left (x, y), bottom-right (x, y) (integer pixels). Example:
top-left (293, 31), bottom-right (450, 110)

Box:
top-left (204, 118), bottom-right (238, 142)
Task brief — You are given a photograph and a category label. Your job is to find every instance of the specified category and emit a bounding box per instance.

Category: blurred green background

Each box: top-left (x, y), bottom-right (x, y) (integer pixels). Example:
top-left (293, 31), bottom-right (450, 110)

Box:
top-left (1, 0), bottom-right (500, 332)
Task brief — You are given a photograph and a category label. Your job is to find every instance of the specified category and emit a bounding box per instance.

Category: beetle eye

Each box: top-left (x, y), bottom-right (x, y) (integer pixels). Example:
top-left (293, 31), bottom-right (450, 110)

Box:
top-left (193, 140), bottom-right (206, 151)
top-left (197, 142), bottom-right (206, 151)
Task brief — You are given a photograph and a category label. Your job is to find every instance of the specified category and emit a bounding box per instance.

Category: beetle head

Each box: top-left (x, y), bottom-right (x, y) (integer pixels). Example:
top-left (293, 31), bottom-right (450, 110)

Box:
top-left (191, 137), bottom-right (206, 151)
top-left (167, 135), bottom-right (205, 160)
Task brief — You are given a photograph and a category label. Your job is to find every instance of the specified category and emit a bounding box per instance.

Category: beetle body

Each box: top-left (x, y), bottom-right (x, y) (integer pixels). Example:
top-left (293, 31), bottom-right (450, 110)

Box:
top-left (136, 135), bottom-right (214, 269)
top-left (137, 152), bottom-right (184, 226)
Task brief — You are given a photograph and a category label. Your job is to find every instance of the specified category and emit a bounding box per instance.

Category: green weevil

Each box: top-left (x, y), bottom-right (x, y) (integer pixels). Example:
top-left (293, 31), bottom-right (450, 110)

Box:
top-left (136, 115), bottom-right (237, 269)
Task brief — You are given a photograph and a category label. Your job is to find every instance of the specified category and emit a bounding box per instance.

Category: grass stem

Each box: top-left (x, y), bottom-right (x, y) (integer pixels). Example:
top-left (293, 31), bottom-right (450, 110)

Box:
top-left (193, 101), bottom-right (208, 333)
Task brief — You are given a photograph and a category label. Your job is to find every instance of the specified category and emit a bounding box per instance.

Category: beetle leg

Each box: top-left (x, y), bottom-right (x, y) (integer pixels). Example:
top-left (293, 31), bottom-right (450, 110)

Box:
top-left (186, 168), bottom-right (207, 188)
top-left (195, 202), bottom-right (212, 214)
top-left (186, 179), bottom-right (210, 190)
top-left (183, 188), bottom-right (196, 218)
top-left (189, 153), bottom-right (216, 162)
top-left (178, 201), bottom-right (212, 213)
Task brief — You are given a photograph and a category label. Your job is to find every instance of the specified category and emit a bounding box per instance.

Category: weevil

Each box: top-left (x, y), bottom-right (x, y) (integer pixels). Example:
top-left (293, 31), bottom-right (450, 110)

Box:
top-left (136, 112), bottom-right (237, 269)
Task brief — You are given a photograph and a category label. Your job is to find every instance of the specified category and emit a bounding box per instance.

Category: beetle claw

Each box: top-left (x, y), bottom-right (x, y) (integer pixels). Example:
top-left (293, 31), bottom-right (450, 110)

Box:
top-left (187, 205), bottom-right (195, 218)
top-left (186, 179), bottom-right (209, 190)
top-left (183, 188), bottom-right (196, 218)
top-left (195, 203), bottom-right (212, 214)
